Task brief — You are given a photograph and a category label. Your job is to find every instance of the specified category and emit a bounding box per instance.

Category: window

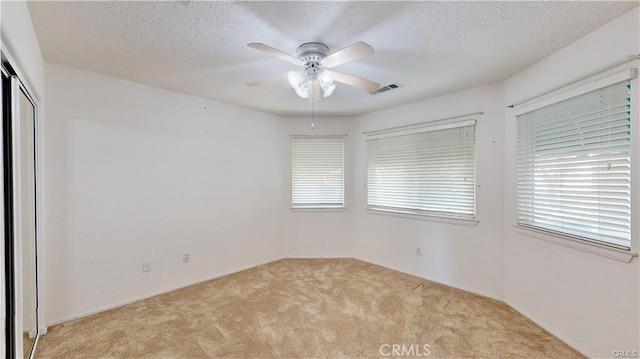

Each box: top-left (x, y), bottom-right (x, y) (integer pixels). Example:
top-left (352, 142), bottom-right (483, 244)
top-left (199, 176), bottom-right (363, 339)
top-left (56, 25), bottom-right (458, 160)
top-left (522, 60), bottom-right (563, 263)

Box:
top-left (366, 120), bottom-right (476, 220)
top-left (291, 136), bottom-right (345, 209)
top-left (516, 79), bottom-right (631, 249)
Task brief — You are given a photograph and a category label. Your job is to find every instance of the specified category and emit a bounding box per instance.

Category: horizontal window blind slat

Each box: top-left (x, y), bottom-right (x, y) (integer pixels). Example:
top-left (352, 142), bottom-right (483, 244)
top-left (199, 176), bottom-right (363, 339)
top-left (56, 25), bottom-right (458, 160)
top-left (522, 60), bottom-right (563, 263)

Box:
top-left (368, 194), bottom-right (477, 201)
top-left (516, 204), bottom-right (630, 223)
top-left (526, 111), bottom-right (630, 134)
top-left (516, 198), bottom-right (630, 211)
top-left (526, 104), bottom-right (630, 133)
top-left (369, 205), bottom-right (475, 217)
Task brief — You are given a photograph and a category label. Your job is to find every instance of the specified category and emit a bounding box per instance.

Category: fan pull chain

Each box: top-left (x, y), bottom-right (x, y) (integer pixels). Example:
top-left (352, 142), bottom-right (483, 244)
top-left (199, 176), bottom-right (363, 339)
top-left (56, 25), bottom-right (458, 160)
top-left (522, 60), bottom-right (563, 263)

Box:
top-left (311, 83), bottom-right (315, 129)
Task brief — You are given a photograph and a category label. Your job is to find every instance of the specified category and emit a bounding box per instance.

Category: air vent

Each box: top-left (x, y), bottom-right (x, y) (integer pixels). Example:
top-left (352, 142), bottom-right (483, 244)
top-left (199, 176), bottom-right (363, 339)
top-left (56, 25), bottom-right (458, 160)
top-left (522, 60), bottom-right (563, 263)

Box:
top-left (371, 83), bottom-right (402, 95)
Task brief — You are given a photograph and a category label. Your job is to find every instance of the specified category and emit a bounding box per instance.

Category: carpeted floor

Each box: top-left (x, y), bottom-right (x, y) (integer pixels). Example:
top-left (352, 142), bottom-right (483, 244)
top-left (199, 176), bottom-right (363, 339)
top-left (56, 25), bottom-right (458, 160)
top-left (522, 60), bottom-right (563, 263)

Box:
top-left (36, 259), bottom-right (583, 358)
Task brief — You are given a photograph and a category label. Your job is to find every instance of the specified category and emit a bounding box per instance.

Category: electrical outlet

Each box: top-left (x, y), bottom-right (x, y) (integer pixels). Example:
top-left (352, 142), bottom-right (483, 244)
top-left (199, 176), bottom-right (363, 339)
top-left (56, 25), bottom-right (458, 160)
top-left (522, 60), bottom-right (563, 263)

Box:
top-left (416, 247), bottom-right (422, 256)
top-left (183, 253), bottom-right (191, 263)
top-left (142, 261), bottom-right (152, 273)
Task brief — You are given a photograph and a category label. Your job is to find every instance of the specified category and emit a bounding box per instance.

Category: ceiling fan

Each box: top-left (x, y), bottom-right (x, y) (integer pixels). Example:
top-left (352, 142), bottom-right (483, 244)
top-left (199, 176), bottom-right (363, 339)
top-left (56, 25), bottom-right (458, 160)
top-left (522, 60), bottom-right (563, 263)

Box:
top-left (246, 41), bottom-right (380, 100)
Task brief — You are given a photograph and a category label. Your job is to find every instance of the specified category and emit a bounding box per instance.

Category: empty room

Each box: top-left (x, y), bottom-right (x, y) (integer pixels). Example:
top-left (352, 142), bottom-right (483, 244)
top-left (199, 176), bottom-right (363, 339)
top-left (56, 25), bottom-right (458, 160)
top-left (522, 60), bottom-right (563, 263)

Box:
top-left (1, 1), bottom-right (639, 358)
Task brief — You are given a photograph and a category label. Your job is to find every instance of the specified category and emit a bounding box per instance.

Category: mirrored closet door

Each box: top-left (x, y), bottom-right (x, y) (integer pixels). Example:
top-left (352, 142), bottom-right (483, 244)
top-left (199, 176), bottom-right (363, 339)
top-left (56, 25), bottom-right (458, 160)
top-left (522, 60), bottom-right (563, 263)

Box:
top-left (18, 81), bottom-right (38, 359)
top-left (2, 52), bottom-right (40, 359)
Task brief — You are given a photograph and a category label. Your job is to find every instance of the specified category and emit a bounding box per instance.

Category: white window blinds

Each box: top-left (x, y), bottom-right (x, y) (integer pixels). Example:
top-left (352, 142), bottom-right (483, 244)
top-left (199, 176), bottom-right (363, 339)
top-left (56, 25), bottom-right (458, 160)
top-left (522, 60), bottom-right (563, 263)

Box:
top-left (291, 137), bottom-right (345, 208)
top-left (367, 122), bottom-right (476, 219)
top-left (516, 80), bottom-right (631, 249)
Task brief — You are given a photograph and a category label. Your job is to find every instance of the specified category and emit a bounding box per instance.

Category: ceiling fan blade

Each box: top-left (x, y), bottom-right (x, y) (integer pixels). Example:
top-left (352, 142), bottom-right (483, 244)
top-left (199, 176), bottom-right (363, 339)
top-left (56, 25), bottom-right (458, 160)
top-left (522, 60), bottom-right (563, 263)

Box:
top-left (322, 41), bottom-right (374, 68)
top-left (247, 43), bottom-right (302, 66)
top-left (246, 73), bottom-right (287, 87)
top-left (333, 72), bottom-right (380, 93)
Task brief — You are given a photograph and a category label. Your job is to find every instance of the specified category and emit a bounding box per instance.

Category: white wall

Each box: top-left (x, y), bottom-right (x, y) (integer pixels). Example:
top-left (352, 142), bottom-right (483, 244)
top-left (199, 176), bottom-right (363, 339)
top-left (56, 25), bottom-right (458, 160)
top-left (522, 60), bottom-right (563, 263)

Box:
top-left (44, 62), bottom-right (287, 325)
top-left (503, 8), bottom-right (640, 358)
top-left (282, 116), bottom-right (355, 258)
top-left (1, 0), bottom-right (45, 98)
top-left (352, 83), bottom-right (506, 300)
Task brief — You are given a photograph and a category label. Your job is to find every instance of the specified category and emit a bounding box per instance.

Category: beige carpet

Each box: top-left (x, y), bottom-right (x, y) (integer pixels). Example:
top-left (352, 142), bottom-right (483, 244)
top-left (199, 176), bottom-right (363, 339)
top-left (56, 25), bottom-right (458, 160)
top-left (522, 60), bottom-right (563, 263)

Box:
top-left (36, 259), bottom-right (583, 358)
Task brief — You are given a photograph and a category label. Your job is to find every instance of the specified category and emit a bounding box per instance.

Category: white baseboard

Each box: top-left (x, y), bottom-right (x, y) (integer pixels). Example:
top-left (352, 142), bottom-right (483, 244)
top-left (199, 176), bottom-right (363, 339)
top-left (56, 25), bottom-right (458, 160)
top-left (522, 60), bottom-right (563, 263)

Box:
top-left (284, 255), bottom-right (353, 259)
top-left (354, 257), bottom-right (584, 355)
top-left (47, 256), bottom-right (350, 327)
top-left (46, 256), bottom-right (284, 327)
top-left (505, 301), bottom-right (587, 358)
top-left (49, 255), bottom-right (357, 327)
top-left (43, 255), bottom-right (583, 358)
top-left (353, 256), bottom-right (504, 302)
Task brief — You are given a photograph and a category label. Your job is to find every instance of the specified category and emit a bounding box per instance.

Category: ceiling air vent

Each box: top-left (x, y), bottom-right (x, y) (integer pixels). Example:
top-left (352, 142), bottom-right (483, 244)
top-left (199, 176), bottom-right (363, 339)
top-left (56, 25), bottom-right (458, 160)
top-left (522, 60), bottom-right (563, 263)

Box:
top-left (370, 83), bottom-right (402, 95)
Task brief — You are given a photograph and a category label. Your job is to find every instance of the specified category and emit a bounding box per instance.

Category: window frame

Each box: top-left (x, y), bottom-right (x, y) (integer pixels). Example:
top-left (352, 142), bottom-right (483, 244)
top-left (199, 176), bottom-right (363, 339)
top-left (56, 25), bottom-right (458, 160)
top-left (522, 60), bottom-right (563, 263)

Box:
top-left (365, 117), bottom-right (478, 225)
top-left (290, 135), bottom-right (346, 211)
top-left (512, 67), bottom-right (639, 262)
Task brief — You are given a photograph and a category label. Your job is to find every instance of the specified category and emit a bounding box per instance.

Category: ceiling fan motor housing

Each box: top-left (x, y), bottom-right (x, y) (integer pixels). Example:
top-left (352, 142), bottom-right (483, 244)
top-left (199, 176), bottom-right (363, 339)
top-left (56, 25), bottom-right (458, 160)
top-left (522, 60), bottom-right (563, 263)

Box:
top-left (297, 42), bottom-right (329, 80)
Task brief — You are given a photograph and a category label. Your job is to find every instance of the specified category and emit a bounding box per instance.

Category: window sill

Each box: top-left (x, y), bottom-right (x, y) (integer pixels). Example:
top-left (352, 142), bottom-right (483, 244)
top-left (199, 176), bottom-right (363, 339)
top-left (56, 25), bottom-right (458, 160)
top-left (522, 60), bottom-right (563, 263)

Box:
top-left (290, 207), bottom-right (346, 212)
top-left (513, 225), bottom-right (637, 263)
top-left (366, 209), bottom-right (478, 227)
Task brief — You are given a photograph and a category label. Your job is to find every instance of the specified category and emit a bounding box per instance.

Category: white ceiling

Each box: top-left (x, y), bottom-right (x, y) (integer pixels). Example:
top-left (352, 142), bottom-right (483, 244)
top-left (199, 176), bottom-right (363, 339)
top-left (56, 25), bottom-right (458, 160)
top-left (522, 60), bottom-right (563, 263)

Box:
top-left (28, 1), bottom-right (638, 117)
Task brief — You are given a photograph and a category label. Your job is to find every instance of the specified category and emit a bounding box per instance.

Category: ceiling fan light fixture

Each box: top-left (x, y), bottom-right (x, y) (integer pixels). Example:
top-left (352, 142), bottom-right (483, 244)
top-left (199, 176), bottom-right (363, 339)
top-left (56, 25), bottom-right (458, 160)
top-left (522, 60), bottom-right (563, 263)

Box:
top-left (321, 83), bottom-right (335, 97)
top-left (318, 69), bottom-right (335, 97)
top-left (295, 87), bottom-right (309, 99)
top-left (288, 71), bottom-right (310, 98)
top-left (319, 70), bottom-right (334, 85)
top-left (296, 80), bottom-right (310, 99)
top-left (287, 71), bottom-right (304, 88)
top-left (288, 69), bottom-right (336, 99)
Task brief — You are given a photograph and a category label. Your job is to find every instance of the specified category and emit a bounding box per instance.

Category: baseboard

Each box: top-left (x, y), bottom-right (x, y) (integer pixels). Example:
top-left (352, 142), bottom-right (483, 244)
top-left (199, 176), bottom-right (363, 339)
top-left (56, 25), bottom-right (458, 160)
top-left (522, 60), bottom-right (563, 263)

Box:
top-left (353, 256), bottom-right (504, 302)
top-left (46, 256), bottom-right (284, 327)
top-left (284, 255), bottom-right (353, 259)
top-left (43, 255), bottom-right (584, 357)
top-left (49, 255), bottom-right (351, 327)
top-left (355, 257), bottom-right (585, 355)
top-left (506, 301), bottom-right (588, 358)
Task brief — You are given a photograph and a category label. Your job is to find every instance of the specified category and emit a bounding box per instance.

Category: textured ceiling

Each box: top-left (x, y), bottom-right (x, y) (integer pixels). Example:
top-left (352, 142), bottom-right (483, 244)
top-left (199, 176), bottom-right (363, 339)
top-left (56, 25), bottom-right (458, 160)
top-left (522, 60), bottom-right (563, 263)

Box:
top-left (28, 1), bottom-right (638, 117)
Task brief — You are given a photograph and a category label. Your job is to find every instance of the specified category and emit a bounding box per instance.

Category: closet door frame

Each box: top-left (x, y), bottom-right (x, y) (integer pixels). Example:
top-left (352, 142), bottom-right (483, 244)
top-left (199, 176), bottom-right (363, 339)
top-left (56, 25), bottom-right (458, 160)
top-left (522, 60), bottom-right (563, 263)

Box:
top-left (2, 47), bottom-right (43, 359)
top-left (1, 55), bottom-right (10, 359)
